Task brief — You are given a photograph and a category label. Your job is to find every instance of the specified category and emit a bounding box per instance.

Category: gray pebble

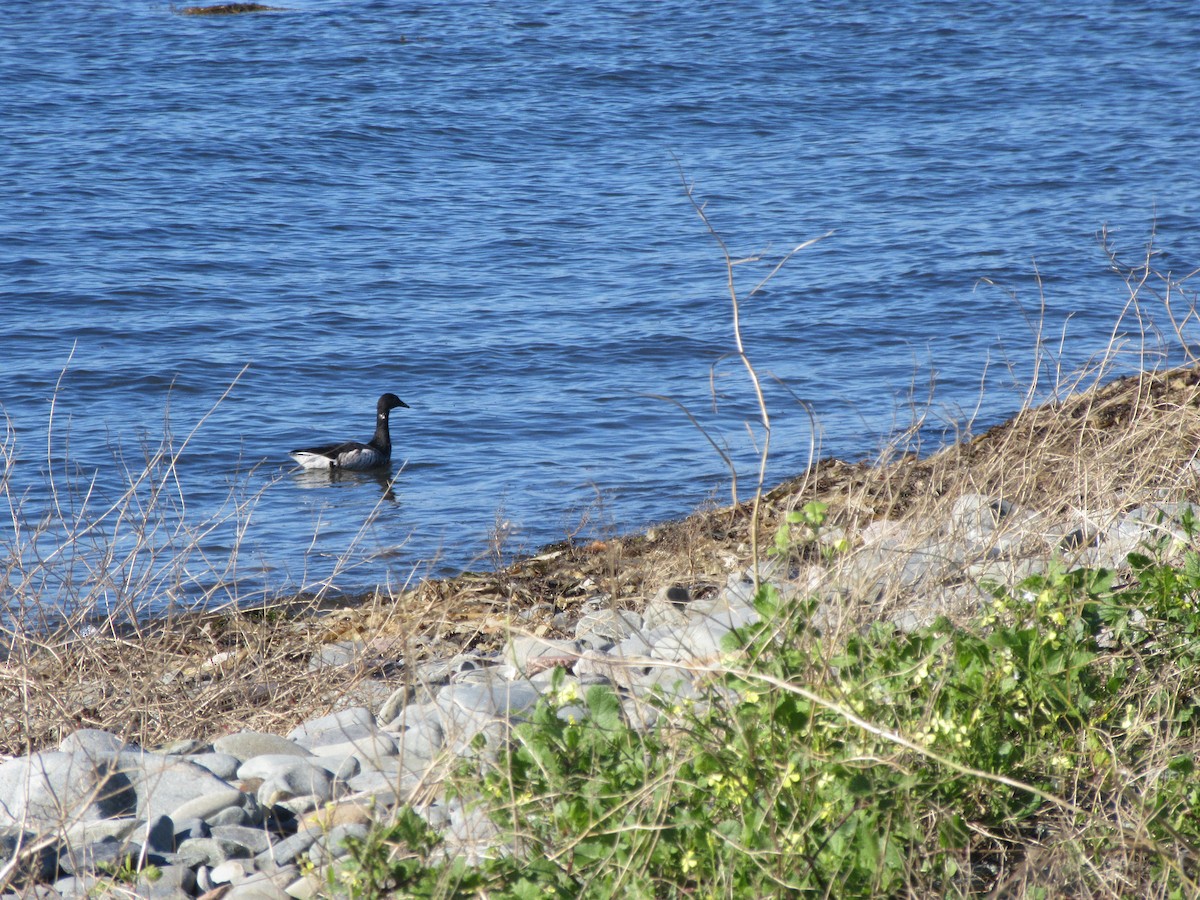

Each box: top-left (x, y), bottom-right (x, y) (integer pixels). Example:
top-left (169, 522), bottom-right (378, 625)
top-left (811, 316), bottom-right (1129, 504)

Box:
top-left (210, 824), bottom-right (273, 856)
top-left (641, 584), bottom-right (693, 630)
top-left (254, 829), bottom-right (319, 869)
top-left (0, 751), bottom-right (135, 829)
top-left (58, 729), bottom-right (132, 757)
top-left (252, 761), bottom-right (335, 808)
top-left (175, 835), bottom-right (252, 867)
top-left (307, 640), bottom-right (367, 672)
top-left (574, 608), bottom-right (643, 647)
top-left (287, 707), bottom-right (375, 749)
top-left (139, 862), bottom-right (196, 899)
top-left (214, 732), bottom-right (312, 763)
top-left (182, 751), bottom-right (242, 781)
top-left (167, 788), bottom-right (247, 824)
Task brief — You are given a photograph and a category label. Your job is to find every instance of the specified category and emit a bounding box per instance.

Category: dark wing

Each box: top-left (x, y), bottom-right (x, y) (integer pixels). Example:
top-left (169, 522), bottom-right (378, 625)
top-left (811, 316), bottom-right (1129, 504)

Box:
top-left (292, 439), bottom-right (368, 460)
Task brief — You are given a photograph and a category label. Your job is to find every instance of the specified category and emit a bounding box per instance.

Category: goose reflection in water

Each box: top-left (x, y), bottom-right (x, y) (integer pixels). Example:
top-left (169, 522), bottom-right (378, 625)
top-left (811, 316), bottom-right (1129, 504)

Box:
top-left (291, 465), bottom-right (401, 502)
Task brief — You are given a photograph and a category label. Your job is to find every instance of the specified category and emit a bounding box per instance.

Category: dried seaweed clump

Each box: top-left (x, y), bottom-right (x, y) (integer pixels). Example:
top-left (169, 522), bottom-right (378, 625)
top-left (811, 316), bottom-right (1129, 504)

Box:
top-left (177, 3), bottom-right (285, 15)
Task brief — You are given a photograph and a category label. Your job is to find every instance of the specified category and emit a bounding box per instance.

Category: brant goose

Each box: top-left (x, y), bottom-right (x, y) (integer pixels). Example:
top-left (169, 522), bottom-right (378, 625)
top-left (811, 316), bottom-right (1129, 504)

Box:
top-left (289, 393), bottom-right (409, 470)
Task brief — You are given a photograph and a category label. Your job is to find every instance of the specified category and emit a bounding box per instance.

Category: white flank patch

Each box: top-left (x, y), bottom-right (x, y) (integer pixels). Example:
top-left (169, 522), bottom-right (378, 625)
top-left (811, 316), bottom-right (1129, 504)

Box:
top-left (289, 451), bottom-right (336, 470)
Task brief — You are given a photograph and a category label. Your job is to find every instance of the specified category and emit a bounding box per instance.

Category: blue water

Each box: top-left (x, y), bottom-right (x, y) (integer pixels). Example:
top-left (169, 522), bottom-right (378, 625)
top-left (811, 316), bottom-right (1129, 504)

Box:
top-left (3, 0), bottom-right (1200, 623)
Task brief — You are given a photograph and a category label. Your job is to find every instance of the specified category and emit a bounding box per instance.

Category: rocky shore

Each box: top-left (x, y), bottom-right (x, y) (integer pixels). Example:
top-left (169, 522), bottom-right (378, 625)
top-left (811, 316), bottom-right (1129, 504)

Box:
top-left (4, 364), bottom-right (1200, 897)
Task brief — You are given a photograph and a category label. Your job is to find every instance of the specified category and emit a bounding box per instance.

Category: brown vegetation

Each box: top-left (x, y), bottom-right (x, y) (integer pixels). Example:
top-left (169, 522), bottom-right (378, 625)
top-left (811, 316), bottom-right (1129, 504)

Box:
top-left (176, 3), bottom-right (285, 16)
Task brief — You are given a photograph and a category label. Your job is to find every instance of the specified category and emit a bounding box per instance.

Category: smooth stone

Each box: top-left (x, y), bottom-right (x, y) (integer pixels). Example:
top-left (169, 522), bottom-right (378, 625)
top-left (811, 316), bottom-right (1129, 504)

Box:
top-left (858, 518), bottom-right (907, 547)
top-left (286, 707), bottom-right (375, 749)
top-left (195, 864), bottom-right (215, 894)
top-left (0, 751), bottom-right (135, 829)
top-left (168, 788), bottom-right (248, 824)
top-left (155, 738), bottom-right (209, 756)
top-left (0, 829), bottom-right (60, 884)
top-left (619, 695), bottom-right (661, 732)
top-left (640, 584), bottom-right (693, 630)
top-left (949, 493), bottom-right (1013, 540)
top-left (184, 751), bottom-right (242, 781)
top-left (609, 627), bottom-right (663, 659)
top-left (306, 822), bottom-right (369, 865)
top-left (238, 754), bottom-right (331, 782)
top-left (210, 824), bottom-right (273, 855)
top-left (285, 871), bottom-right (325, 900)
top-left (416, 802), bottom-right (451, 830)
top-left (254, 830), bottom-right (319, 869)
top-left (304, 722), bottom-right (379, 751)
top-left (435, 676), bottom-right (543, 716)
top-left (175, 835), bottom-right (252, 867)
top-left (226, 868), bottom-right (299, 900)
top-left (1104, 518), bottom-right (1155, 558)
top-left (504, 635), bottom-right (583, 673)
top-left (63, 816), bottom-right (140, 848)
top-left (381, 698), bottom-right (438, 731)
top-left (844, 538), bottom-right (965, 590)
top-left (299, 799), bottom-right (373, 832)
top-left (384, 706), bottom-right (445, 765)
top-left (139, 863), bottom-right (196, 899)
top-left (254, 762), bottom-right (335, 807)
top-left (965, 556), bottom-right (1045, 588)
top-left (904, 538), bottom-right (969, 584)
top-left (209, 803), bottom-right (257, 828)
top-left (345, 770), bottom-right (409, 806)
top-left (214, 732), bottom-right (312, 763)
top-left (307, 640), bottom-right (367, 672)
top-left (307, 732), bottom-right (398, 762)
top-left (574, 608), bottom-right (643, 649)
top-left (58, 728), bottom-right (132, 757)
top-left (53, 874), bottom-right (100, 896)
top-left (173, 817), bottom-right (211, 842)
top-left (651, 619), bottom-right (733, 662)
top-left (433, 678), bottom-right (542, 750)
top-left (58, 835), bottom-right (137, 876)
top-left (685, 596), bottom-right (759, 632)
top-left (210, 857), bottom-right (257, 885)
top-left (302, 753), bottom-right (361, 783)
top-left (111, 751), bottom-right (239, 822)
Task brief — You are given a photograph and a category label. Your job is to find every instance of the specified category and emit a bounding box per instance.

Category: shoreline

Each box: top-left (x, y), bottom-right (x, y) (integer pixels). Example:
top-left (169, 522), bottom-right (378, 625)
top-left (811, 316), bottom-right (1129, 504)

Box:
top-left (8, 361), bottom-right (1200, 758)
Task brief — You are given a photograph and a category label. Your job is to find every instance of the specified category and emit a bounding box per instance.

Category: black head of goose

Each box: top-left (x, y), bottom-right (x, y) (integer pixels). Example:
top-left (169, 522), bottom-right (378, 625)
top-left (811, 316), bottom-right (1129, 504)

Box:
top-left (289, 393), bottom-right (410, 470)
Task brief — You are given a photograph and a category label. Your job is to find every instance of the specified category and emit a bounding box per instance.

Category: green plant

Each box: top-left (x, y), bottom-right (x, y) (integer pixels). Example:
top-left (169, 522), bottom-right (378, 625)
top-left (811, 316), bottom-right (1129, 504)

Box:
top-left (330, 807), bottom-right (486, 899)
top-left (90, 857), bottom-right (160, 895)
top-left (327, 533), bottom-right (1200, 896)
